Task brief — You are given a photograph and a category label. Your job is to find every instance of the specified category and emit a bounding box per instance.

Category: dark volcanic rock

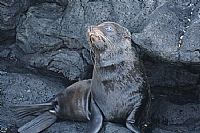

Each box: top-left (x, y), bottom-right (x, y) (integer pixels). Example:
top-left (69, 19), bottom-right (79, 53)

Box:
top-left (43, 121), bottom-right (86, 133)
top-left (44, 121), bottom-right (133, 133)
top-left (16, 3), bottom-right (65, 54)
top-left (0, 71), bottom-right (65, 129)
top-left (14, 0), bottom-right (170, 80)
top-left (84, 0), bottom-right (141, 32)
top-left (144, 60), bottom-right (199, 88)
top-left (132, 1), bottom-right (200, 66)
top-left (0, 0), bottom-right (31, 41)
top-left (16, 0), bottom-right (157, 51)
top-left (34, 0), bottom-right (68, 6)
top-left (0, 0), bottom-right (30, 30)
top-left (23, 49), bottom-right (89, 80)
top-left (16, 3), bottom-right (92, 80)
top-left (181, 19), bottom-right (200, 63)
top-left (100, 122), bottom-right (132, 133)
top-left (151, 95), bottom-right (200, 133)
top-left (0, 42), bottom-right (20, 61)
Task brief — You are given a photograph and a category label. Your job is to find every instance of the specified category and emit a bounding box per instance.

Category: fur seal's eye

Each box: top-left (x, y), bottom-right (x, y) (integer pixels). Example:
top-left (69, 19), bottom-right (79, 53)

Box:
top-left (105, 26), bottom-right (113, 32)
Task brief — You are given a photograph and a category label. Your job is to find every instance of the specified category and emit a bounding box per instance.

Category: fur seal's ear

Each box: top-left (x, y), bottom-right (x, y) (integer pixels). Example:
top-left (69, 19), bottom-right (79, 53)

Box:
top-left (112, 22), bottom-right (131, 40)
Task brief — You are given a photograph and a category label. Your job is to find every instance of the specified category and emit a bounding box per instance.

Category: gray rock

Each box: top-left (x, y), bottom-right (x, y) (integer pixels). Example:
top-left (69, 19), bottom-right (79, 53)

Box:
top-left (34, 0), bottom-right (68, 6)
top-left (152, 127), bottom-right (200, 133)
top-left (16, 0), bottom-right (157, 52)
top-left (100, 122), bottom-right (132, 133)
top-left (152, 128), bottom-right (186, 133)
top-left (132, 1), bottom-right (200, 65)
top-left (16, 3), bottom-right (92, 80)
top-left (0, 29), bottom-right (16, 42)
top-left (151, 96), bottom-right (200, 133)
top-left (143, 60), bottom-right (199, 88)
top-left (14, 0), bottom-right (169, 80)
top-left (152, 128), bottom-right (175, 133)
top-left (43, 121), bottom-right (86, 133)
top-left (44, 121), bottom-right (133, 133)
top-left (0, 0), bottom-right (31, 42)
top-left (0, 42), bottom-right (20, 60)
top-left (0, 71), bottom-right (65, 132)
top-left (181, 20), bottom-right (200, 63)
top-left (84, 0), bottom-right (141, 32)
top-left (16, 3), bottom-right (65, 54)
top-left (0, 0), bottom-right (30, 30)
top-left (153, 101), bottom-right (200, 125)
top-left (22, 49), bottom-right (89, 80)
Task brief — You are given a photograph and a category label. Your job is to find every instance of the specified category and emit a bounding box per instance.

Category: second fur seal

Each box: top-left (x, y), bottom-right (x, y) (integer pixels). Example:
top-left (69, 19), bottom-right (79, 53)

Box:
top-left (14, 22), bottom-right (150, 133)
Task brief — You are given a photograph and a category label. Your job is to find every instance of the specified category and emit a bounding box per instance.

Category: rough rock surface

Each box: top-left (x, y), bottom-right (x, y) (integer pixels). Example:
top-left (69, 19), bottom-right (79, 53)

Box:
top-left (43, 121), bottom-right (86, 133)
top-left (151, 96), bottom-right (200, 133)
top-left (15, 2), bottom-right (92, 80)
top-left (143, 59), bottom-right (199, 88)
top-left (100, 122), bottom-right (132, 133)
top-left (22, 49), bottom-right (89, 80)
top-left (44, 122), bottom-right (132, 133)
top-left (132, 0), bottom-right (200, 65)
top-left (0, 70), bottom-right (65, 133)
top-left (0, 0), bottom-right (31, 42)
top-left (0, 0), bottom-right (200, 133)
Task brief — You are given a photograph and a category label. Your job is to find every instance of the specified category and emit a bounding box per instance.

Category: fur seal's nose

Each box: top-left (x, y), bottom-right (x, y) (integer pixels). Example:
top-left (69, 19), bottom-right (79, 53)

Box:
top-left (90, 34), bottom-right (99, 43)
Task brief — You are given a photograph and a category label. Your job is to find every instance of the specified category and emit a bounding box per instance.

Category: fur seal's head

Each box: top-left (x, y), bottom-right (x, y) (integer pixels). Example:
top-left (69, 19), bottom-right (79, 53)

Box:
top-left (87, 22), bottom-right (131, 51)
top-left (87, 22), bottom-right (133, 67)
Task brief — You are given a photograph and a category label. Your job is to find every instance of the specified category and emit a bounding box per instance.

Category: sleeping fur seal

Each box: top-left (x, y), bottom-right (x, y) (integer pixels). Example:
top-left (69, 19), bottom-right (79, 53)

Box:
top-left (14, 22), bottom-right (150, 133)
top-left (87, 22), bottom-right (150, 133)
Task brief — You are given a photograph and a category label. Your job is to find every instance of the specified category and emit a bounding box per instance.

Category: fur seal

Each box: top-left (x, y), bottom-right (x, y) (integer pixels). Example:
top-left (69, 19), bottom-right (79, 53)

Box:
top-left (14, 22), bottom-right (150, 133)
top-left (87, 22), bottom-right (150, 133)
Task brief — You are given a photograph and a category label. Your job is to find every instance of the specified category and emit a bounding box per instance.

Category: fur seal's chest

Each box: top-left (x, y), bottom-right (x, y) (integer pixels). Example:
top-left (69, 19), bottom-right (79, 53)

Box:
top-left (91, 57), bottom-right (145, 121)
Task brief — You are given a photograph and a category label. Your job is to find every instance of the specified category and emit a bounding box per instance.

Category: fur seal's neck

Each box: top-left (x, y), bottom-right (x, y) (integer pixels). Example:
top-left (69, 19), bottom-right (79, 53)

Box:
top-left (94, 46), bottom-right (135, 68)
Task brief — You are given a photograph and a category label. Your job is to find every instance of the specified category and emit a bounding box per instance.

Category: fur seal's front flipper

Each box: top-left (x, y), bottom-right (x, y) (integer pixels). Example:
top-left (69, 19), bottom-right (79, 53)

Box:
top-left (18, 111), bottom-right (57, 133)
top-left (86, 97), bottom-right (103, 133)
top-left (126, 108), bottom-right (141, 133)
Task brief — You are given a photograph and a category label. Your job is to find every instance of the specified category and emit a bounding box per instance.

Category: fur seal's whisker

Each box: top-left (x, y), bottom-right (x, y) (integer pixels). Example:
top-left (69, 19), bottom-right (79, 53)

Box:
top-left (89, 48), bottom-right (95, 65)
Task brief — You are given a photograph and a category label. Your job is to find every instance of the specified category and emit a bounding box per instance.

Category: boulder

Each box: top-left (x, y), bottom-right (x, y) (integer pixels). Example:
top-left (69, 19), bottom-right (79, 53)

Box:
top-left (151, 95), bottom-right (200, 133)
top-left (22, 49), bottom-right (89, 80)
top-left (0, 0), bottom-right (31, 41)
top-left (143, 60), bottom-right (199, 88)
top-left (132, 1), bottom-right (200, 66)
top-left (0, 70), bottom-right (65, 132)
top-left (100, 122), bottom-right (132, 133)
